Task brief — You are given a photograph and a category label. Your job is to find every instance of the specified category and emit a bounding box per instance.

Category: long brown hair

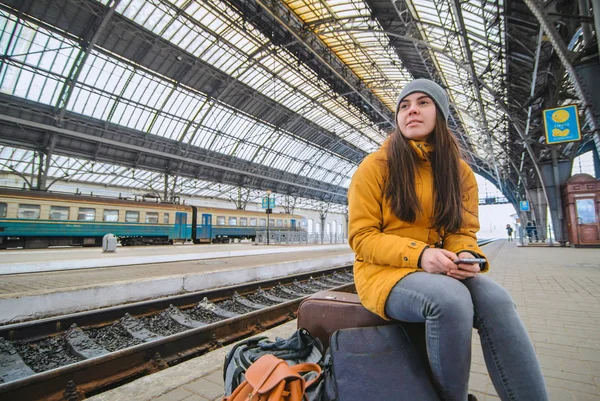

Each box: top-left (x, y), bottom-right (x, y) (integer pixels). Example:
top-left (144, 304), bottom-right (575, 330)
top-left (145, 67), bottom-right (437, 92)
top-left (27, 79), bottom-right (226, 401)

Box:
top-left (385, 111), bottom-right (463, 232)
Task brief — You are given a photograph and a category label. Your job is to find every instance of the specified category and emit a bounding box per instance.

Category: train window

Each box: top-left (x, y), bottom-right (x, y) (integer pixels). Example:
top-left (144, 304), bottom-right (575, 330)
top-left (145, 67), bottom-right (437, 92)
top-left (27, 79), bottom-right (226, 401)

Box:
top-left (277, 219), bottom-right (283, 227)
top-left (125, 211), bottom-right (139, 222)
top-left (228, 217), bottom-right (237, 226)
top-left (240, 217), bottom-right (247, 226)
top-left (216, 216), bottom-right (225, 225)
top-left (249, 218), bottom-right (257, 226)
top-left (269, 218), bottom-right (275, 227)
top-left (77, 208), bottom-right (96, 221)
top-left (259, 218), bottom-right (266, 227)
top-left (103, 209), bottom-right (119, 222)
top-left (49, 206), bottom-right (69, 220)
top-left (0, 202), bottom-right (7, 218)
top-left (146, 212), bottom-right (159, 224)
top-left (163, 213), bottom-right (169, 224)
top-left (18, 204), bottom-right (41, 219)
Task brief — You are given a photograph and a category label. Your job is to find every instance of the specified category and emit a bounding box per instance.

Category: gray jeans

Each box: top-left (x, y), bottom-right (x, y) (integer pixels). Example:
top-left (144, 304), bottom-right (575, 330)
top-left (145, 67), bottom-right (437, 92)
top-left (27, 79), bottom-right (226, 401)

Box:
top-left (385, 272), bottom-right (548, 401)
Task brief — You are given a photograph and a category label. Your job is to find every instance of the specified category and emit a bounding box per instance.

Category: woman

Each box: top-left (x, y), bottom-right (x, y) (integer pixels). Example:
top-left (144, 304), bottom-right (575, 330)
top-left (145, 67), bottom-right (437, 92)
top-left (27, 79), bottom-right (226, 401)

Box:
top-left (506, 224), bottom-right (513, 241)
top-left (348, 79), bottom-right (548, 401)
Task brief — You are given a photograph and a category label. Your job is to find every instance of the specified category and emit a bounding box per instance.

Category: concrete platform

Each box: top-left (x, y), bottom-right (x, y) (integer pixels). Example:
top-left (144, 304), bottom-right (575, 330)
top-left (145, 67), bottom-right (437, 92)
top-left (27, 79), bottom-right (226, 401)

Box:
top-left (0, 243), bottom-right (350, 275)
top-left (89, 241), bottom-right (600, 401)
top-left (0, 246), bottom-right (353, 324)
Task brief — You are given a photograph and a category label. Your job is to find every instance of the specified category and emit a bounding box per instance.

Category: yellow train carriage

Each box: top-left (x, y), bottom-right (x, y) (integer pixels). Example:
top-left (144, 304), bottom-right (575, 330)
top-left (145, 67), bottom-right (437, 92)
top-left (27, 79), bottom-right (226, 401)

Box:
top-left (0, 188), bottom-right (191, 248)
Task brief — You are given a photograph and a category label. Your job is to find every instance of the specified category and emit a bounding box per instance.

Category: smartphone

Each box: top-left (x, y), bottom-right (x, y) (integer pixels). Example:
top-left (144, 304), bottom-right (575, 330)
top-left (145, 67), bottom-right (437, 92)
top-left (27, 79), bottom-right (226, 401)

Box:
top-left (454, 258), bottom-right (486, 264)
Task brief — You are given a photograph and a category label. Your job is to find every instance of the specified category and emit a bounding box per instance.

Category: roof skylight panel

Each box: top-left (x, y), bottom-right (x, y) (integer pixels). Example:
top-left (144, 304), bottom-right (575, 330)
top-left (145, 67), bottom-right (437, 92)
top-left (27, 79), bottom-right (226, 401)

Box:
top-left (117, 0), bottom-right (146, 21)
top-left (81, 53), bottom-right (129, 95)
top-left (233, 142), bottom-right (259, 161)
top-left (462, 10), bottom-right (485, 32)
top-left (205, 102), bottom-right (234, 126)
top-left (0, 19), bottom-right (71, 102)
top-left (0, 146), bottom-right (16, 160)
top-left (209, 133), bottom-right (238, 155)
top-left (316, 170), bottom-right (339, 184)
top-left (316, 153), bottom-right (349, 172)
top-left (226, 8), bottom-right (385, 148)
top-left (227, 116), bottom-right (255, 140)
top-left (270, 154), bottom-right (294, 170)
top-left (110, 1), bottom-right (379, 160)
top-left (0, 147), bottom-right (28, 164)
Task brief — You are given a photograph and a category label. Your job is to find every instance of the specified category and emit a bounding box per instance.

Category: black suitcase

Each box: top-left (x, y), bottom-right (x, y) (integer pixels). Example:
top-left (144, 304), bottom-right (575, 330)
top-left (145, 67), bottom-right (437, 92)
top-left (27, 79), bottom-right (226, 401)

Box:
top-left (324, 325), bottom-right (440, 401)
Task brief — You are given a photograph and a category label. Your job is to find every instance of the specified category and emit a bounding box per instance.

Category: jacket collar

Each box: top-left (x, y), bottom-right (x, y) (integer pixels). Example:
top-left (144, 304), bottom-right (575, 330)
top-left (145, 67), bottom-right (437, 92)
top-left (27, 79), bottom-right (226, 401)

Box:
top-left (380, 137), bottom-right (435, 162)
top-left (408, 140), bottom-right (434, 162)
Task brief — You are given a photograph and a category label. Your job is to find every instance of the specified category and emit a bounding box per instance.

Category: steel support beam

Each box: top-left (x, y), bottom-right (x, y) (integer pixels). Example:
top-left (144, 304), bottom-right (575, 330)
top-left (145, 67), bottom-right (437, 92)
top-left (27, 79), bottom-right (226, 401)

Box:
top-left (595, 0), bottom-right (600, 61)
top-left (55, 0), bottom-right (120, 123)
top-left (251, 0), bottom-right (395, 127)
top-left (578, 0), bottom-right (594, 45)
top-left (0, 112), bottom-right (347, 202)
top-left (524, 0), bottom-right (600, 157)
top-left (449, 0), bottom-right (503, 193)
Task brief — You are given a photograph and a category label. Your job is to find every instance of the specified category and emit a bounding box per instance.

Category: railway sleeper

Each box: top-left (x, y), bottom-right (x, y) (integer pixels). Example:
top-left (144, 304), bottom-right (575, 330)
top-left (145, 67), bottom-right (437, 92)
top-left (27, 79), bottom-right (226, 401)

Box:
top-left (275, 284), bottom-right (305, 297)
top-left (292, 280), bottom-right (318, 293)
top-left (307, 277), bottom-right (333, 289)
top-left (334, 271), bottom-right (354, 281)
top-left (318, 275), bottom-right (349, 285)
top-left (120, 314), bottom-right (164, 343)
top-left (232, 292), bottom-right (268, 310)
top-left (196, 298), bottom-right (239, 319)
top-left (255, 288), bottom-right (288, 303)
top-left (166, 305), bottom-right (206, 329)
top-left (0, 337), bottom-right (35, 382)
top-left (66, 324), bottom-right (109, 360)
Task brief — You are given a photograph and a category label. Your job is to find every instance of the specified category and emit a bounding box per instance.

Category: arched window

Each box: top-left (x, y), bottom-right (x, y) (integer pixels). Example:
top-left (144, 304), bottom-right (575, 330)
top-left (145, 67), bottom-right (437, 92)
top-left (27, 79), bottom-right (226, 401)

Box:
top-left (338, 222), bottom-right (343, 236)
top-left (331, 221), bottom-right (337, 234)
top-left (326, 223), bottom-right (331, 234)
top-left (308, 218), bottom-right (314, 233)
top-left (315, 222), bottom-right (321, 233)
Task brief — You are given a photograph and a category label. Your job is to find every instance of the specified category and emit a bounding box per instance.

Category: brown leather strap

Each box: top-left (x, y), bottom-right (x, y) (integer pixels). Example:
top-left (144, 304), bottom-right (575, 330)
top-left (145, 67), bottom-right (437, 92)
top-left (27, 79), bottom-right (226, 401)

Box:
top-left (290, 362), bottom-right (322, 387)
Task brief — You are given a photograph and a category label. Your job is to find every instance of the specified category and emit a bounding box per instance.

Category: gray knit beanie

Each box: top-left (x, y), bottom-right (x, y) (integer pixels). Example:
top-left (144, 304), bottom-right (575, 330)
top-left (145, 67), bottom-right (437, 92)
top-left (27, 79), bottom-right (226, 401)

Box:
top-left (396, 79), bottom-right (450, 121)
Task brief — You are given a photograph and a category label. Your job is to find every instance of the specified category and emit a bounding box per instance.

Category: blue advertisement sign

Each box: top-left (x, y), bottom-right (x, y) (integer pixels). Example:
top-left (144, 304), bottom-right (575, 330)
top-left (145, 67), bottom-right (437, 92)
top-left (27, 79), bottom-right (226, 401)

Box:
top-left (262, 197), bottom-right (276, 209)
top-left (519, 200), bottom-right (530, 212)
top-left (542, 105), bottom-right (581, 144)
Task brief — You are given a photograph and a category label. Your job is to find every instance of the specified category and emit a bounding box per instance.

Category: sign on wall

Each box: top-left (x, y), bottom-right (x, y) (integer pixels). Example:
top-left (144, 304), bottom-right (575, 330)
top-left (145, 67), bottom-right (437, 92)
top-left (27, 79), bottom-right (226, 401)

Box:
top-left (542, 104), bottom-right (581, 144)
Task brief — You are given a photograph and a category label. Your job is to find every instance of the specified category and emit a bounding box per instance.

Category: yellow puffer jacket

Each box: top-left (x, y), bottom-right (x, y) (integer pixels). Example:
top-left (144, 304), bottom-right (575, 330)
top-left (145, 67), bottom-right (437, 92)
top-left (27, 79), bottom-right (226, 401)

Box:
top-left (348, 138), bottom-right (489, 319)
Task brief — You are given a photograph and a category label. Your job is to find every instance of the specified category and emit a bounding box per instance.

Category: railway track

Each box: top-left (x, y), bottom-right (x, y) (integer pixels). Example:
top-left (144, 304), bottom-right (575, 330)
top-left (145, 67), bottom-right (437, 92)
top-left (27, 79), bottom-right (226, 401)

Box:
top-left (0, 267), bottom-right (355, 401)
top-left (0, 239), bottom-right (495, 400)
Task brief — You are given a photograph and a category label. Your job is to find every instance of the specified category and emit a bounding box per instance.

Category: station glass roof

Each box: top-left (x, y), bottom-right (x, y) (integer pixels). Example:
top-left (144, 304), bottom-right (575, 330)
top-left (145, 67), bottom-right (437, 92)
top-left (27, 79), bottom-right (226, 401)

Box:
top-left (0, 0), bottom-right (512, 212)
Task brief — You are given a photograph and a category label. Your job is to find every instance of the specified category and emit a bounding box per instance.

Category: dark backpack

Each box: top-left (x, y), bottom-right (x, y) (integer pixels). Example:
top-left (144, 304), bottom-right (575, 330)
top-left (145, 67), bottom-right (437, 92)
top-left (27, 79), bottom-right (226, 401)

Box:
top-left (223, 328), bottom-right (324, 397)
top-left (321, 325), bottom-right (440, 401)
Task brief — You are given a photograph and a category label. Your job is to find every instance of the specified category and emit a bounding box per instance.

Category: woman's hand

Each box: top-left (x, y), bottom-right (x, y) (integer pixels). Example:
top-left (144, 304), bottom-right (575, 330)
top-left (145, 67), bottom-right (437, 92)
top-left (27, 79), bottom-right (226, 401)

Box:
top-left (420, 248), bottom-right (459, 275)
top-left (446, 252), bottom-right (480, 280)
top-left (420, 249), bottom-right (480, 280)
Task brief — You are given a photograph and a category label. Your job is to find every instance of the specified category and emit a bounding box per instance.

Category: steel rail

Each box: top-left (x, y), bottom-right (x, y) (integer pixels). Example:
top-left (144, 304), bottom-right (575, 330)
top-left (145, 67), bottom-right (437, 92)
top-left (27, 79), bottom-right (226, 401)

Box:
top-left (0, 268), bottom-right (354, 401)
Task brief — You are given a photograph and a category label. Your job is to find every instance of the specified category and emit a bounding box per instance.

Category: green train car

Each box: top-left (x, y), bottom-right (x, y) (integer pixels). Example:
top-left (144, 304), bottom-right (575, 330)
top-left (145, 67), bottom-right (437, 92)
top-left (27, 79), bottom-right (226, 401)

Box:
top-left (0, 188), bottom-right (304, 249)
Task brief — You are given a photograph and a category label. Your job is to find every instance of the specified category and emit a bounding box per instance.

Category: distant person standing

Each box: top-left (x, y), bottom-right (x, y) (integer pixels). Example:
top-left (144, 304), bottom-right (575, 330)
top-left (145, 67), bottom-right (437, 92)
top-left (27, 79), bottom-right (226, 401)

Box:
top-left (506, 224), bottom-right (513, 241)
top-left (526, 221), bottom-right (534, 242)
top-left (531, 220), bottom-right (539, 242)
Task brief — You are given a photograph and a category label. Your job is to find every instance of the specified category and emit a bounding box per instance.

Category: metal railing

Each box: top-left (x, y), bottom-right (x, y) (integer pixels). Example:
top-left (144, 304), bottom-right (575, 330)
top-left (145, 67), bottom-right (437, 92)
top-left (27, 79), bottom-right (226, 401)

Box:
top-left (307, 233), bottom-right (346, 244)
top-left (254, 231), bottom-right (347, 245)
top-left (516, 224), bottom-right (555, 246)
